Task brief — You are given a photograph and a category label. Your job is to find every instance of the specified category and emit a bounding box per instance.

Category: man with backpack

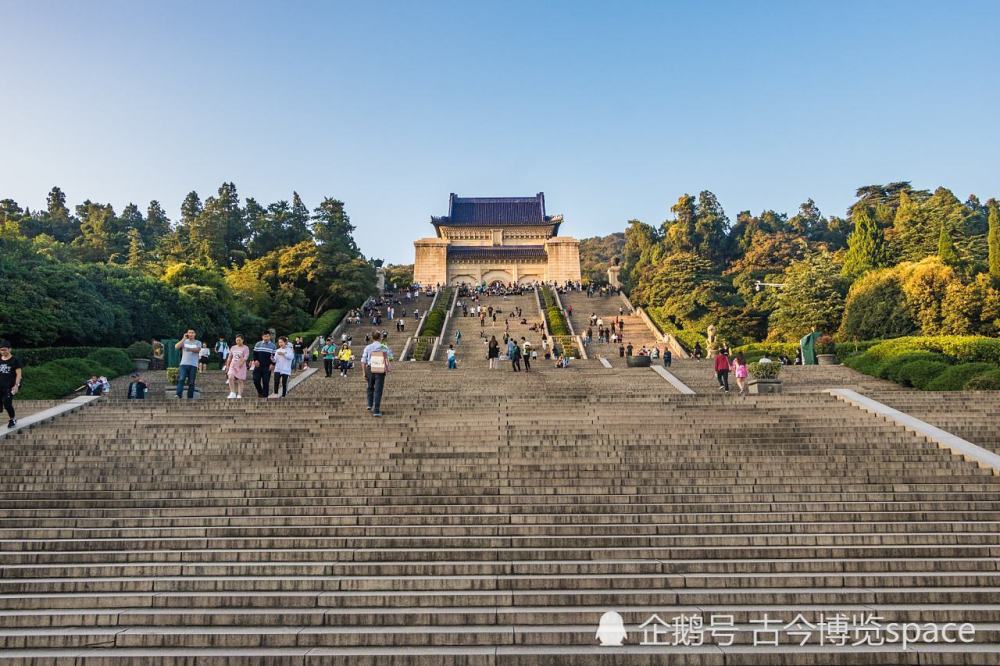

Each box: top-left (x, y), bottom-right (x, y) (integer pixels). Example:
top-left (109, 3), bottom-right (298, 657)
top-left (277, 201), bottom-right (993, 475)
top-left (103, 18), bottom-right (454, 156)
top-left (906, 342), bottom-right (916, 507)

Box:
top-left (361, 331), bottom-right (393, 417)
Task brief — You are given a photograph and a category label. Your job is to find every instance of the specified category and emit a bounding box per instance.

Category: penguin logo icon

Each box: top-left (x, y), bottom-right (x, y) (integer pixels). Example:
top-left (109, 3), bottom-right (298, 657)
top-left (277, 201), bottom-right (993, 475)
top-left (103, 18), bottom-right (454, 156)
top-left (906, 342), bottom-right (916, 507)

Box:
top-left (595, 611), bottom-right (627, 646)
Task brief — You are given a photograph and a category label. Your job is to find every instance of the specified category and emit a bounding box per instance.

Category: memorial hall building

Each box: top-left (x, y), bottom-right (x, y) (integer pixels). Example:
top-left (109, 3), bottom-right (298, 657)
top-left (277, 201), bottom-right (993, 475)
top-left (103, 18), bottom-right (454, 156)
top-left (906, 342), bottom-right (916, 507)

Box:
top-left (413, 193), bottom-right (581, 287)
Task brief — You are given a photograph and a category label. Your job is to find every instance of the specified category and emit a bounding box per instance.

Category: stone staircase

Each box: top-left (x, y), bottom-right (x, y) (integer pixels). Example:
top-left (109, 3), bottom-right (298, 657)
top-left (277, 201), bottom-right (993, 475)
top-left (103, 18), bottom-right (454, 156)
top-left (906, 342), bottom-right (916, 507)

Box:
top-left (561, 291), bottom-right (662, 367)
top-left (666, 359), bottom-right (904, 395)
top-left (868, 391), bottom-right (1000, 456)
top-left (439, 293), bottom-right (544, 367)
top-left (0, 363), bottom-right (998, 662)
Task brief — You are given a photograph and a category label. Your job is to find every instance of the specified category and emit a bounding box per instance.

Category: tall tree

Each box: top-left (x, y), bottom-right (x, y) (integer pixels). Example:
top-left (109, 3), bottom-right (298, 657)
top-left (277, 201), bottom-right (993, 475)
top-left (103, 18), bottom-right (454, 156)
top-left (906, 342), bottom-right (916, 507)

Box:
top-left (841, 208), bottom-right (890, 280)
top-left (988, 200), bottom-right (1000, 280)
top-left (937, 222), bottom-right (960, 268)
top-left (145, 200), bottom-right (171, 243)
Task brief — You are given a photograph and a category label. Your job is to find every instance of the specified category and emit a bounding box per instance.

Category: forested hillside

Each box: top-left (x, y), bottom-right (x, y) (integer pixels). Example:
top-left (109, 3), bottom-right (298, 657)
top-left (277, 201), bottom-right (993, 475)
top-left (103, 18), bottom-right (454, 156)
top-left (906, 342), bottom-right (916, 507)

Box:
top-left (0, 184), bottom-right (376, 348)
top-left (618, 183), bottom-right (1000, 347)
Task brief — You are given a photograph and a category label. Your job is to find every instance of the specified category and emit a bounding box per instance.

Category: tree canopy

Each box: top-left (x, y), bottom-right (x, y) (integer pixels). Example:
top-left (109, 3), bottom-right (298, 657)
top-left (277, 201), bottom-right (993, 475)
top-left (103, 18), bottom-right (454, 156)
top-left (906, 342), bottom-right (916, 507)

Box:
top-left (0, 184), bottom-right (377, 347)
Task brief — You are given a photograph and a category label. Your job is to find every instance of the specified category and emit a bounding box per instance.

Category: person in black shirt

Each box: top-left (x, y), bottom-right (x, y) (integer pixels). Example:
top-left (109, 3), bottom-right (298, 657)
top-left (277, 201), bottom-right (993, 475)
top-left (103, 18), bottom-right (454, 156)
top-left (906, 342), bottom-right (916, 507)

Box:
top-left (126, 374), bottom-right (148, 400)
top-left (293, 337), bottom-right (305, 370)
top-left (0, 340), bottom-right (23, 428)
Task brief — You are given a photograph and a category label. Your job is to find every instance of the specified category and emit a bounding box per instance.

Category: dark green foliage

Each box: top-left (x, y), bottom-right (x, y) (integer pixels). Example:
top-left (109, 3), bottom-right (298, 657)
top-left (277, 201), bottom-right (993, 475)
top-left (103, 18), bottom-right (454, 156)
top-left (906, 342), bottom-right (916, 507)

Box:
top-left (839, 269), bottom-right (917, 340)
top-left (12, 347), bottom-right (103, 366)
top-left (1, 184), bottom-right (375, 348)
top-left (896, 360), bottom-right (950, 389)
top-left (288, 308), bottom-right (347, 342)
top-left (540, 288), bottom-right (571, 336)
top-left (86, 348), bottom-right (133, 376)
top-left (988, 201), bottom-right (1000, 280)
top-left (125, 341), bottom-right (153, 359)
top-left (416, 288), bottom-right (452, 339)
top-left (578, 233), bottom-right (625, 285)
top-left (876, 352), bottom-right (948, 383)
top-left (419, 311), bottom-right (446, 338)
top-left (925, 363), bottom-right (997, 391)
top-left (841, 208), bottom-right (890, 280)
top-left (965, 369), bottom-right (1000, 390)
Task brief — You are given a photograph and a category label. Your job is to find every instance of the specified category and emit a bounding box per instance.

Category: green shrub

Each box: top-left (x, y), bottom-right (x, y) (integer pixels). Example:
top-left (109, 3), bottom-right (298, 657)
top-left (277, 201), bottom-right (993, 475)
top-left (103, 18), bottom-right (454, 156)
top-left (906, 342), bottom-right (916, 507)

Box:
top-left (896, 360), bottom-right (949, 389)
top-left (833, 340), bottom-right (883, 359)
top-left (546, 306), bottom-right (570, 336)
top-left (125, 341), bottom-right (153, 359)
top-left (17, 365), bottom-right (81, 400)
top-left (419, 310), bottom-right (446, 337)
top-left (964, 369), bottom-right (1000, 390)
top-left (844, 352), bottom-right (880, 377)
top-left (551, 335), bottom-right (578, 359)
top-left (646, 306), bottom-right (705, 354)
top-left (861, 336), bottom-right (1000, 364)
top-left (48, 357), bottom-right (111, 378)
top-left (926, 363), bottom-right (998, 391)
top-left (874, 351), bottom-right (948, 382)
top-left (87, 348), bottom-right (134, 376)
top-left (748, 361), bottom-right (782, 379)
top-left (288, 307), bottom-right (348, 342)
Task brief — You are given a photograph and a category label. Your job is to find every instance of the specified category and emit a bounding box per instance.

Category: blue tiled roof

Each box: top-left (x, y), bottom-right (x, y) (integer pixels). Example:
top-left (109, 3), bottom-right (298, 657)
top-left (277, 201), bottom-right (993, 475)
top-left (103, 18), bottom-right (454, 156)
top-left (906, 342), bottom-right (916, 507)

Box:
top-left (447, 245), bottom-right (547, 262)
top-left (433, 193), bottom-right (549, 226)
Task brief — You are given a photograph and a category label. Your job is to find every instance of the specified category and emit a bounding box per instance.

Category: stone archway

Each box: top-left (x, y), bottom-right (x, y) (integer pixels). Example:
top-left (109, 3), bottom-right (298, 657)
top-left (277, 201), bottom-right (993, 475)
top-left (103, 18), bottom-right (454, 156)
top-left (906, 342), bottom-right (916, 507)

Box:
top-left (450, 275), bottom-right (476, 287)
top-left (482, 269), bottom-right (512, 285)
top-left (518, 274), bottom-right (541, 285)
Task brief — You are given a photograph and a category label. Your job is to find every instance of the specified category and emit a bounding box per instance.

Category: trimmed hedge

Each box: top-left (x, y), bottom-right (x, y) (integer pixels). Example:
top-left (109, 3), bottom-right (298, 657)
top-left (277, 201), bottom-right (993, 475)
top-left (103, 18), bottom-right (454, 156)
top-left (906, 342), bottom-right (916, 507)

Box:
top-left (645, 306), bottom-right (704, 353)
top-left (86, 348), bottom-right (133, 376)
top-left (416, 288), bottom-right (452, 338)
top-left (925, 363), bottom-right (997, 391)
top-left (13, 347), bottom-right (103, 366)
top-left (896, 360), bottom-right (950, 389)
top-left (541, 288), bottom-right (571, 337)
top-left (876, 352), bottom-right (948, 383)
top-left (16, 347), bottom-right (133, 400)
top-left (860, 336), bottom-right (1000, 364)
top-left (965, 369), bottom-right (1000, 390)
top-left (125, 341), bottom-right (153, 359)
top-left (288, 307), bottom-right (348, 342)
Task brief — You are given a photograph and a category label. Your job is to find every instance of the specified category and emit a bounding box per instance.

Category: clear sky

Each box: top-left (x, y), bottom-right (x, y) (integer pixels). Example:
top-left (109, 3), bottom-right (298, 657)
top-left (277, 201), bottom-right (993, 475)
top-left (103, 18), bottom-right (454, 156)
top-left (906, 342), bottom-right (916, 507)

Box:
top-left (2, 0), bottom-right (998, 263)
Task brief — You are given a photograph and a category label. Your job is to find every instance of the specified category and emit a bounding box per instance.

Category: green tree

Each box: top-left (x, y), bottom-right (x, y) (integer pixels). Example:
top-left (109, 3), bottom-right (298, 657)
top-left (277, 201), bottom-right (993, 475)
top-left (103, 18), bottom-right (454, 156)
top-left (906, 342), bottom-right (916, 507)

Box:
top-left (988, 200), bottom-right (1000, 280)
top-left (841, 208), bottom-right (889, 281)
top-left (768, 252), bottom-right (845, 341)
top-left (145, 200), bottom-right (171, 245)
top-left (937, 222), bottom-right (960, 268)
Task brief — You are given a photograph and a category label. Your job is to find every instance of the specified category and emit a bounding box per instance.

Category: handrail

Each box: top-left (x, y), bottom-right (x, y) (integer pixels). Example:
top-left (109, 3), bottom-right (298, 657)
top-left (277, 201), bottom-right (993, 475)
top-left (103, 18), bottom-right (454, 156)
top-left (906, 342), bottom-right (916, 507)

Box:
top-left (429, 288), bottom-right (458, 362)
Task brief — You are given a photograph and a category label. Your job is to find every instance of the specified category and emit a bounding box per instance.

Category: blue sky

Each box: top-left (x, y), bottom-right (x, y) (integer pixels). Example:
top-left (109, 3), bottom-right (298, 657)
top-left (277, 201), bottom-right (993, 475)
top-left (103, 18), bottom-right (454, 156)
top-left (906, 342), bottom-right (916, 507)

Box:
top-left (2, 0), bottom-right (998, 263)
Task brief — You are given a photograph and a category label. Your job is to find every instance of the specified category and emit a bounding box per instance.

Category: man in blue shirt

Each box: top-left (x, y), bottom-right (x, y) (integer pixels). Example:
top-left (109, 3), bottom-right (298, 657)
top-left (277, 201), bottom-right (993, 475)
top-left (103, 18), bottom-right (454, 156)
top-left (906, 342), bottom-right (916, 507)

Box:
top-left (360, 331), bottom-right (394, 417)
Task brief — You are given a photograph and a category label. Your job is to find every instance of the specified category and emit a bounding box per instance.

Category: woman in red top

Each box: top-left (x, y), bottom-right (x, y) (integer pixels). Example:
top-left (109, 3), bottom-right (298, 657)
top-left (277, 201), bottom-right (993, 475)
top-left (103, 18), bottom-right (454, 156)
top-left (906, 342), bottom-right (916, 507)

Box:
top-left (714, 348), bottom-right (731, 392)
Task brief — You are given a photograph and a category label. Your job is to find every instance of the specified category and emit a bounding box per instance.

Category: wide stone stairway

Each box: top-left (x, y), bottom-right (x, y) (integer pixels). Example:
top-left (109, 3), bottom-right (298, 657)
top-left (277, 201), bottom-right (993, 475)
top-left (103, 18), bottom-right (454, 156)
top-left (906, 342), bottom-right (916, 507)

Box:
top-left (561, 291), bottom-right (662, 366)
top-left (440, 293), bottom-right (544, 367)
top-left (0, 363), bottom-right (998, 663)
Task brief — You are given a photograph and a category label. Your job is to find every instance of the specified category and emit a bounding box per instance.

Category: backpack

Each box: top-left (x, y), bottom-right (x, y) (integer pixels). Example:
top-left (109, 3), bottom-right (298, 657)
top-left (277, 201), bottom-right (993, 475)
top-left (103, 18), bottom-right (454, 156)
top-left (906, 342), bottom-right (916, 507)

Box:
top-left (369, 349), bottom-right (388, 374)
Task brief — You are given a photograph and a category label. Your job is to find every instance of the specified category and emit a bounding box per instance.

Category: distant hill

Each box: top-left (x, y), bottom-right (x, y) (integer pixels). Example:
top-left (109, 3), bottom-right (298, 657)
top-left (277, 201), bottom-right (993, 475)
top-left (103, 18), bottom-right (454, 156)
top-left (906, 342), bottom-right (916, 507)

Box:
top-left (578, 232), bottom-right (625, 284)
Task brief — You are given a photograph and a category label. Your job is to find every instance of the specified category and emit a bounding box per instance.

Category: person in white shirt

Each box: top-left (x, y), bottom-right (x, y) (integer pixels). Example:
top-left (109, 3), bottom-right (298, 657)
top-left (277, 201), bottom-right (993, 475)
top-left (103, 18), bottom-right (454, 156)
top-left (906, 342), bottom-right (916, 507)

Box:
top-left (271, 336), bottom-right (294, 398)
top-left (174, 330), bottom-right (203, 399)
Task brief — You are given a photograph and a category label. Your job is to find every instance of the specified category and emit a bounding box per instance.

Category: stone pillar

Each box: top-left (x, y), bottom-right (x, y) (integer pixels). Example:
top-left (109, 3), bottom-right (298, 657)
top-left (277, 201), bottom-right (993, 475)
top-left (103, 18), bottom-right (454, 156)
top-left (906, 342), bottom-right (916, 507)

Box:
top-left (544, 237), bottom-right (582, 283)
top-left (607, 265), bottom-right (621, 288)
top-left (413, 238), bottom-right (448, 287)
top-left (376, 267), bottom-right (386, 292)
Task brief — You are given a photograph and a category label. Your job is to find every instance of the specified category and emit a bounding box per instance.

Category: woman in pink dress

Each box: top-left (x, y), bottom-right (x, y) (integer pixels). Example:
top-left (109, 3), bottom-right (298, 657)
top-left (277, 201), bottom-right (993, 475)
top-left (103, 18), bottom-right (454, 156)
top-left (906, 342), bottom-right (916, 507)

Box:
top-left (224, 335), bottom-right (250, 399)
top-left (732, 351), bottom-right (749, 397)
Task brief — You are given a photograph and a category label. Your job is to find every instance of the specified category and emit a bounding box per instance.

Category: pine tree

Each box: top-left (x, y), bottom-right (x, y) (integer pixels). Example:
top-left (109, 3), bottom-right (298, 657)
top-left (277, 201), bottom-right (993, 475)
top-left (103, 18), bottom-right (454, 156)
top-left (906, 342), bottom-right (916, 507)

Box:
top-left (126, 228), bottom-right (146, 268)
top-left (988, 200), bottom-right (1000, 280)
top-left (841, 208), bottom-right (889, 281)
top-left (937, 223), bottom-right (960, 267)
